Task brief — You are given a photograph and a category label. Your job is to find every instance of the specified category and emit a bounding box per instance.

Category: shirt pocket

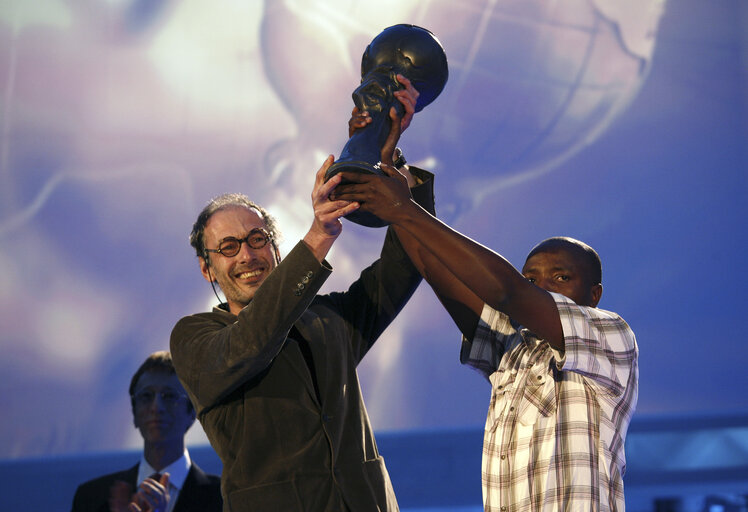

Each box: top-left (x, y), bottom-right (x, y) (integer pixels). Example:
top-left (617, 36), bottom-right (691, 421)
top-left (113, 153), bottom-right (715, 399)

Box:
top-left (517, 362), bottom-right (557, 426)
top-left (485, 370), bottom-right (513, 432)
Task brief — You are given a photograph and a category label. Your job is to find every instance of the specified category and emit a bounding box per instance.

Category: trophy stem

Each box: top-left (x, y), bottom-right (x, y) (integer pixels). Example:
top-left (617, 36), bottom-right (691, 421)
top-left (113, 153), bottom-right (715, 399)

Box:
top-left (326, 108), bottom-right (392, 182)
top-left (324, 24), bottom-right (448, 228)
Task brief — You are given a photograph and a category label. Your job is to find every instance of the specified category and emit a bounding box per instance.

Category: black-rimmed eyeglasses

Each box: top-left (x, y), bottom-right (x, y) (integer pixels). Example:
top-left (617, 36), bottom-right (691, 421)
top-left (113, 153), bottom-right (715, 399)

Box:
top-left (204, 228), bottom-right (272, 258)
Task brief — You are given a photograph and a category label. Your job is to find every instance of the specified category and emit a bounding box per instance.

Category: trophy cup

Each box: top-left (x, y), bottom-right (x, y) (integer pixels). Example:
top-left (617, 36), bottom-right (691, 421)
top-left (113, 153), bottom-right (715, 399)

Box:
top-left (325, 24), bottom-right (449, 227)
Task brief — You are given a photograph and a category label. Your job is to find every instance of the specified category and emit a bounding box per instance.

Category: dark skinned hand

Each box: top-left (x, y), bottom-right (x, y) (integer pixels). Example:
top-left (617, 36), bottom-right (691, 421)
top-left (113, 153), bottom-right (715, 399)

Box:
top-left (330, 162), bottom-right (414, 225)
top-left (333, 74), bottom-right (420, 221)
top-left (347, 74), bottom-right (419, 139)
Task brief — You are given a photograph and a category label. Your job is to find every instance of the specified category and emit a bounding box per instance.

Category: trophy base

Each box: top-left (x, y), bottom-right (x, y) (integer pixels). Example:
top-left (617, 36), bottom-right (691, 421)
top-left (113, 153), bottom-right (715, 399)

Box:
top-left (344, 210), bottom-right (388, 228)
top-left (324, 160), bottom-right (383, 183)
top-left (325, 160), bottom-right (388, 227)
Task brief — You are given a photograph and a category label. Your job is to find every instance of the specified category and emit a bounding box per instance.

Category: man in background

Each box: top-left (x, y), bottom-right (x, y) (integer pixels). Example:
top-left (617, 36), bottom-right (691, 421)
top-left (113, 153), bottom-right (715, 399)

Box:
top-left (71, 351), bottom-right (222, 512)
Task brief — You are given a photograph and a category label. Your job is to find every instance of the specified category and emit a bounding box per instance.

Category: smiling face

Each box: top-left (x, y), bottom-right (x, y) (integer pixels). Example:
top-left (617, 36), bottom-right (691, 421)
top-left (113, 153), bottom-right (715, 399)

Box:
top-left (521, 247), bottom-right (602, 307)
top-left (200, 206), bottom-right (279, 315)
top-left (132, 371), bottom-right (194, 447)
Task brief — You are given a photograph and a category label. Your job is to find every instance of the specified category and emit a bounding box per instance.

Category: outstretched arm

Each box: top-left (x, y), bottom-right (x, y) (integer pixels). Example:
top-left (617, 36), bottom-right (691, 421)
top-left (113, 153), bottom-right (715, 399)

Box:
top-left (340, 75), bottom-right (485, 339)
top-left (332, 166), bottom-right (564, 350)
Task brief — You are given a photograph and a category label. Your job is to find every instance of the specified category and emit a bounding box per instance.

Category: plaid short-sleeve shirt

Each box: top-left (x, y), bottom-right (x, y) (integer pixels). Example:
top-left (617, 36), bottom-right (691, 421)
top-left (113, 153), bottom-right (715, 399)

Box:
top-left (461, 293), bottom-right (638, 512)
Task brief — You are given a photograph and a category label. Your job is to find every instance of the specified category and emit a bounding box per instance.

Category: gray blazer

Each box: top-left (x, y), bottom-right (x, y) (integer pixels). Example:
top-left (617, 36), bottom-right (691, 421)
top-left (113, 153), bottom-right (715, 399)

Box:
top-left (171, 170), bottom-right (434, 512)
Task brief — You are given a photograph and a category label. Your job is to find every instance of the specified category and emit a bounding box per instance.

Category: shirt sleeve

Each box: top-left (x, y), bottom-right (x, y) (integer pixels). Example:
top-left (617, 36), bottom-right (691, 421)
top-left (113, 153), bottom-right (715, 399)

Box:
top-left (459, 302), bottom-right (516, 380)
top-left (552, 292), bottom-right (638, 396)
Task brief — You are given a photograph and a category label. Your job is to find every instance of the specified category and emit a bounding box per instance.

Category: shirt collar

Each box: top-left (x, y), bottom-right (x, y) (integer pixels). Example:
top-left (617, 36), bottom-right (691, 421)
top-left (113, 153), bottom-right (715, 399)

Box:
top-left (137, 449), bottom-right (192, 491)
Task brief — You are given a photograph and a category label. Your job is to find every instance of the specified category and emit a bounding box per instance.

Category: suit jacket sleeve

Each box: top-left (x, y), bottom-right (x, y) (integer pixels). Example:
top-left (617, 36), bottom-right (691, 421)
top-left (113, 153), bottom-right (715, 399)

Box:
top-left (317, 167), bottom-right (435, 363)
top-left (171, 241), bottom-right (332, 412)
top-left (170, 168), bottom-right (435, 411)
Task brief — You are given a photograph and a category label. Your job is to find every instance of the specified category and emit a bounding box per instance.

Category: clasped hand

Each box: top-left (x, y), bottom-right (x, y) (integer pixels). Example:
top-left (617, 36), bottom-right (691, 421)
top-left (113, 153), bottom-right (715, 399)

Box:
top-left (109, 473), bottom-right (170, 512)
top-left (307, 72), bottom-right (419, 238)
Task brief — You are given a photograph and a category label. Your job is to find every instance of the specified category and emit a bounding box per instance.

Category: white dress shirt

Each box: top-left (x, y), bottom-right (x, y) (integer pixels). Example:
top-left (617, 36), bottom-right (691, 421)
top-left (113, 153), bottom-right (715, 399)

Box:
top-left (137, 449), bottom-right (192, 512)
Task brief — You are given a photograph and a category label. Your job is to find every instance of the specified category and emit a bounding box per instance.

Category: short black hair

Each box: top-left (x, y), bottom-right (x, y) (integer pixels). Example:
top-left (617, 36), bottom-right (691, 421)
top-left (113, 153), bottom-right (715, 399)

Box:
top-left (129, 351), bottom-right (194, 415)
top-left (527, 237), bottom-right (602, 285)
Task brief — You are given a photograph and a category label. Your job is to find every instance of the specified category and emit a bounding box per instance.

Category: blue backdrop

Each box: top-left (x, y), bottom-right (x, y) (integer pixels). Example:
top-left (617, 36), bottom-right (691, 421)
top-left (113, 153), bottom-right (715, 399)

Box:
top-left (0, 0), bottom-right (746, 468)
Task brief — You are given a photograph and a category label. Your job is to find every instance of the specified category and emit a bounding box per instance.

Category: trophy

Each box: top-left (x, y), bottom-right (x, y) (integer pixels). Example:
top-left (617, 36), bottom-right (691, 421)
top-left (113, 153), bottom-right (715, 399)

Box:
top-left (325, 24), bottom-right (449, 227)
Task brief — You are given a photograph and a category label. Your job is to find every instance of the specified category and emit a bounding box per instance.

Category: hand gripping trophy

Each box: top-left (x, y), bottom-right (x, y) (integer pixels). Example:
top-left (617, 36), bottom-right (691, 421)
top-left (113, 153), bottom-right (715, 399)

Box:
top-left (325, 24), bottom-right (449, 227)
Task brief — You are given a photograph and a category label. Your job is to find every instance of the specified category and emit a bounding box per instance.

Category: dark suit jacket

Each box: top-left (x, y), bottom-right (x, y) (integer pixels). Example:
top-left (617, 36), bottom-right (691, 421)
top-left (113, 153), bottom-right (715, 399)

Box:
top-left (71, 462), bottom-right (222, 512)
top-left (170, 170), bottom-right (434, 512)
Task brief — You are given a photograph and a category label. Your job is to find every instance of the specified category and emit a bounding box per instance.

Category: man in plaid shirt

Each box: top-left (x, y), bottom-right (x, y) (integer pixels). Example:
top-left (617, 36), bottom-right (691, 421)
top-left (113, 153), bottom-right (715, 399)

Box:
top-left (460, 238), bottom-right (638, 511)
top-left (334, 170), bottom-right (639, 511)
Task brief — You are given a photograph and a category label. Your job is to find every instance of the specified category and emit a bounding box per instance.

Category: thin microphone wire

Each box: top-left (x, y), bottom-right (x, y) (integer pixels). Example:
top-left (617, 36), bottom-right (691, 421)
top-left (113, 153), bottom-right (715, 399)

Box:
top-left (204, 256), bottom-right (225, 307)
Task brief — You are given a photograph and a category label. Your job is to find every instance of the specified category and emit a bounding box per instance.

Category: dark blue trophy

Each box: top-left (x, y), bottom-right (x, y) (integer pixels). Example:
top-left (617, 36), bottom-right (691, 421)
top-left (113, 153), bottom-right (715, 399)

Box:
top-left (325, 24), bottom-right (449, 227)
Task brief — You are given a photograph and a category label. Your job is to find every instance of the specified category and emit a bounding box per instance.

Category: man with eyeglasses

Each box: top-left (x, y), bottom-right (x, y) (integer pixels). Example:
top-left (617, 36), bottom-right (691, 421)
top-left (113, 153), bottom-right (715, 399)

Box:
top-left (169, 79), bottom-right (433, 511)
top-left (71, 351), bottom-right (222, 512)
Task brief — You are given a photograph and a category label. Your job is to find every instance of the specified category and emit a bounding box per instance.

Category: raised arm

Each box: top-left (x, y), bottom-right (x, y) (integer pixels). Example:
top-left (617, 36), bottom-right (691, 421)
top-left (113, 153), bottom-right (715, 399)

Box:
top-left (340, 76), bottom-right (485, 340)
top-left (171, 157), bottom-right (360, 410)
top-left (332, 167), bottom-right (565, 350)
top-left (303, 155), bottom-right (359, 262)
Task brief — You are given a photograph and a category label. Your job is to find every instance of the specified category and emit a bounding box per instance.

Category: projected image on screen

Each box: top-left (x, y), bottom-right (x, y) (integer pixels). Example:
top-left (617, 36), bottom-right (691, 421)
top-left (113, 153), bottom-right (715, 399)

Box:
top-left (0, 0), bottom-right (745, 464)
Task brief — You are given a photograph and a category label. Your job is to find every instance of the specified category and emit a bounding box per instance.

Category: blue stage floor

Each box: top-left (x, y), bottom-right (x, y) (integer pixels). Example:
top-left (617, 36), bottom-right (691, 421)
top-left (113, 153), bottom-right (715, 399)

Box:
top-left (1, 414), bottom-right (747, 511)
